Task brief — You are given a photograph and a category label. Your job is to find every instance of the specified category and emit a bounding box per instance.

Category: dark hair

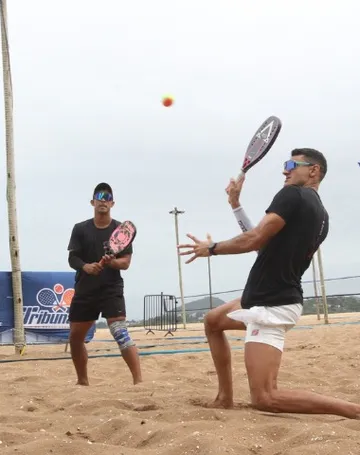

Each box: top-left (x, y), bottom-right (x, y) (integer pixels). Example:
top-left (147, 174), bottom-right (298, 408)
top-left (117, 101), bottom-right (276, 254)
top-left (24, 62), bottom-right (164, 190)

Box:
top-left (93, 182), bottom-right (113, 197)
top-left (291, 148), bottom-right (327, 181)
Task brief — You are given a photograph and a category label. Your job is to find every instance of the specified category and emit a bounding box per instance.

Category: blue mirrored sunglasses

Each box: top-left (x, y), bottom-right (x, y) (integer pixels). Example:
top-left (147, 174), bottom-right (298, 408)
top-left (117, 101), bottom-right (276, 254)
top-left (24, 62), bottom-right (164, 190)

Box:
top-left (284, 160), bottom-right (313, 172)
top-left (93, 191), bottom-right (113, 201)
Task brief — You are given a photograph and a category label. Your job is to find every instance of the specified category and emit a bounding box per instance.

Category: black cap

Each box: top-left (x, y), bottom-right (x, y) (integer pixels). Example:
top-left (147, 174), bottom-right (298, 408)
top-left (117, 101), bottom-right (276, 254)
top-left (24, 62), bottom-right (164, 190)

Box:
top-left (93, 182), bottom-right (113, 197)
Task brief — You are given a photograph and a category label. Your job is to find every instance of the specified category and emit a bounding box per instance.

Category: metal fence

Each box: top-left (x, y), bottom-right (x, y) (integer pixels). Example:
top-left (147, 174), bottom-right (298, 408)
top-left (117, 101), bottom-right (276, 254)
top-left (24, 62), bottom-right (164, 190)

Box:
top-left (143, 293), bottom-right (178, 336)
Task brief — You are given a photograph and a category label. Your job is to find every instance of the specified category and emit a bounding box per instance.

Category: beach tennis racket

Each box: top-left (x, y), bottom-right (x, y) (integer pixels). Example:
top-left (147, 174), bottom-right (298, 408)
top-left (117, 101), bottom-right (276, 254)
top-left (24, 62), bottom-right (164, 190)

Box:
top-left (99, 220), bottom-right (137, 265)
top-left (236, 115), bottom-right (282, 180)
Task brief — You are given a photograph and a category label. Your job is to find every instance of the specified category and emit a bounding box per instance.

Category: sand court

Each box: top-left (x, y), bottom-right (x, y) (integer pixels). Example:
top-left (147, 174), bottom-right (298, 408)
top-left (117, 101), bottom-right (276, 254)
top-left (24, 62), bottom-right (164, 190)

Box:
top-left (1, 313), bottom-right (360, 454)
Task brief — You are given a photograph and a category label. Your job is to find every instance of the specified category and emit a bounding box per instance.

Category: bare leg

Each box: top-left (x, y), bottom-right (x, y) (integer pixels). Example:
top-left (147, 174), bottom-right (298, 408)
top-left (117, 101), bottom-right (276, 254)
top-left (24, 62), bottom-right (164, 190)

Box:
top-left (121, 346), bottom-right (143, 385)
top-left (204, 299), bottom-right (246, 408)
top-left (107, 317), bottom-right (142, 385)
top-left (69, 321), bottom-right (94, 386)
top-left (245, 342), bottom-right (360, 419)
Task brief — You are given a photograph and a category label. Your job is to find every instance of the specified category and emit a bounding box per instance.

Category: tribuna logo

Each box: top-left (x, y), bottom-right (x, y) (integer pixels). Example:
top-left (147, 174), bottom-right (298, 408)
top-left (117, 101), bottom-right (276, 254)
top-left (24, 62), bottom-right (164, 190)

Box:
top-left (23, 283), bottom-right (74, 327)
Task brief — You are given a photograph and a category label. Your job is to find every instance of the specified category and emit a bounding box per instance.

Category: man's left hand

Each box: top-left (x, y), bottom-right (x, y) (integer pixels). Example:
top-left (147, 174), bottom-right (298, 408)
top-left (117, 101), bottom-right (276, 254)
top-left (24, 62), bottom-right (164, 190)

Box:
top-left (226, 175), bottom-right (245, 209)
top-left (177, 233), bottom-right (213, 264)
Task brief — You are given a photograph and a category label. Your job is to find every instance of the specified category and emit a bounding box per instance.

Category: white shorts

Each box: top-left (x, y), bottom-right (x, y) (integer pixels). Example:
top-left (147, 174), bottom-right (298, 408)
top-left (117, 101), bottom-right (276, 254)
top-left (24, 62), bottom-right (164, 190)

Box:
top-left (227, 303), bottom-right (303, 352)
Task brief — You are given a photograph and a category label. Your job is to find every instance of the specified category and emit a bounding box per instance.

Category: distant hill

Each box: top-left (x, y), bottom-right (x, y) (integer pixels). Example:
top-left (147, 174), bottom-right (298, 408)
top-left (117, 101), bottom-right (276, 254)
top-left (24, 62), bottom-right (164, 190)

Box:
top-left (183, 296), bottom-right (225, 312)
top-left (174, 296), bottom-right (226, 323)
top-left (96, 296), bottom-right (225, 328)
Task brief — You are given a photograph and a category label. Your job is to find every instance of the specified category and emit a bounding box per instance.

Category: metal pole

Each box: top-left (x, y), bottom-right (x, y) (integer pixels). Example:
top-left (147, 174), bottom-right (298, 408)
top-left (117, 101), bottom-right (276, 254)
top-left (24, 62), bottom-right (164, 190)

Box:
top-left (1, 0), bottom-right (26, 354)
top-left (169, 207), bottom-right (186, 329)
top-left (311, 257), bottom-right (321, 320)
top-left (316, 247), bottom-right (329, 324)
top-left (207, 257), bottom-right (213, 309)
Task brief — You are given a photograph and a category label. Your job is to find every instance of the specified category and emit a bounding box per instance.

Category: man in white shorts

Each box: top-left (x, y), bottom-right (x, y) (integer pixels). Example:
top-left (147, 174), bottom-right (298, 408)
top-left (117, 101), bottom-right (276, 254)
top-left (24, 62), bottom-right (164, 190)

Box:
top-left (178, 148), bottom-right (360, 419)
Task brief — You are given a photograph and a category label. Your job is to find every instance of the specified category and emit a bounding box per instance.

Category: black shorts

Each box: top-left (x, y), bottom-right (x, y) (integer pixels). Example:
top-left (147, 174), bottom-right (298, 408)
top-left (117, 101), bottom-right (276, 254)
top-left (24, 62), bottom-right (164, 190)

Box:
top-left (68, 290), bottom-right (126, 323)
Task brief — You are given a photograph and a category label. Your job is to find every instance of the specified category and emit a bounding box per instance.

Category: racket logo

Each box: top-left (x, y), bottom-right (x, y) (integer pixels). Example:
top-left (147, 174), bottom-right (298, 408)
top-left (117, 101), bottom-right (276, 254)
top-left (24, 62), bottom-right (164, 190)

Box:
top-left (36, 284), bottom-right (74, 313)
top-left (255, 121), bottom-right (274, 144)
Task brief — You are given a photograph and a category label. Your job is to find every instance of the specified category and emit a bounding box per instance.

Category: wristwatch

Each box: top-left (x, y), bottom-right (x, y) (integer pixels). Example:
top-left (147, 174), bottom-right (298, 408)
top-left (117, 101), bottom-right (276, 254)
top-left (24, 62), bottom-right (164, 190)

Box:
top-left (208, 242), bottom-right (218, 256)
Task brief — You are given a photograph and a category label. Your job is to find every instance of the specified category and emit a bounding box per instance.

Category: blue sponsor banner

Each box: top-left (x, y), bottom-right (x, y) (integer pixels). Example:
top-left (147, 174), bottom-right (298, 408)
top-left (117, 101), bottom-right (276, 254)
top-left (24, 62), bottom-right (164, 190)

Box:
top-left (0, 271), bottom-right (96, 344)
top-left (0, 272), bottom-right (13, 336)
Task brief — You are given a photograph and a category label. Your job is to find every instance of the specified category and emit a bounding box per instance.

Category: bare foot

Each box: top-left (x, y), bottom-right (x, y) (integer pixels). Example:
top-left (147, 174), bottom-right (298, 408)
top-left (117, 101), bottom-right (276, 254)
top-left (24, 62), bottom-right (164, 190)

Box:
top-left (211, 392), bottom-right (234, 409)
top-left (76, 379), bottom-right (89, 386)
top-left (190, 396), bottom-right (234, 409)
top-left (212, 396), bottom-right (234, 409)
top-left (133, 378), bottom-right (143, 385)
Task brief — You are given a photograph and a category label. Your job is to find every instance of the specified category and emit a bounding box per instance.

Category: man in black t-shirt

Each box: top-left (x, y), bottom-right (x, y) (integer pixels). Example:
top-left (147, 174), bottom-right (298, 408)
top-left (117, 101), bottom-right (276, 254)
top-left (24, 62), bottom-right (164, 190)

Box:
top-left (67, 182), bottom-right (142, 386)
top-left (178, 148), bottom-right (360, 419)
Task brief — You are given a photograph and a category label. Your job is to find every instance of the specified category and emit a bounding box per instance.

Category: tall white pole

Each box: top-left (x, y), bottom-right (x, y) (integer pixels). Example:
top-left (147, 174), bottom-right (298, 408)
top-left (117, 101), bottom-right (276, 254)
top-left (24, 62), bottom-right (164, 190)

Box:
top-left (169, 207), bottom-right (186, 329)
top-left (311, 257), bottom-right (321, 320)
top-left (207, 257), bottom-right (213, 309)
top-left (1, 0), bottom-right (26, 354)
top-left (316, 247), bottom-right (329, 324)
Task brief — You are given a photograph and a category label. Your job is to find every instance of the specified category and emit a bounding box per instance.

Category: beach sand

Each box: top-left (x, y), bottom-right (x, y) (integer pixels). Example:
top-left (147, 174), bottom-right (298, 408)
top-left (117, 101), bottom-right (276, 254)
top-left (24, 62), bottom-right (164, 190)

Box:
top-left (1, 313), bottom-right (360, 454)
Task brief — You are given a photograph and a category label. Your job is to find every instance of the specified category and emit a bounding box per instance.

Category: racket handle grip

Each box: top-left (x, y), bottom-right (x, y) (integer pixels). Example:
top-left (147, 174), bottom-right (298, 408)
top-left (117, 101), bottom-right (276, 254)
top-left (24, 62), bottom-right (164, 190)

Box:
top-left (236, 169), bottom-right (245, 181)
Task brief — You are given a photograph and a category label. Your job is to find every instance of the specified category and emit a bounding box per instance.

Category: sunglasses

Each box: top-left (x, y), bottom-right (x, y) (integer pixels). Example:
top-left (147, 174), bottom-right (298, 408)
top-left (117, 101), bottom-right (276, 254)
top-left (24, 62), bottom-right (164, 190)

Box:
top-left (283, 160), bottom-right (314, 172)
top-left (93, 191), bottom-right (113, 202)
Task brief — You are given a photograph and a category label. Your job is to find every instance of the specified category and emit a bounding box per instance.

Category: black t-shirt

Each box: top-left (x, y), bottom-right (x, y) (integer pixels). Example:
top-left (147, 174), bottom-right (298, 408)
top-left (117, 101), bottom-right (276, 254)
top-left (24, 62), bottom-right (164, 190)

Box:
top-left (241, 185), bottom-right (329, 309)
top-left (67, 218), bottom-right (133, 296)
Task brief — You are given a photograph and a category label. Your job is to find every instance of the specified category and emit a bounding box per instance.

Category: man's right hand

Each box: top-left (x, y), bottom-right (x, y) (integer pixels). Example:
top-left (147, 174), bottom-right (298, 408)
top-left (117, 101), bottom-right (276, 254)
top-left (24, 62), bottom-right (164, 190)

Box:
top-left (82, 263), bottom-right (103, 275)
top-left (225, 175), bottom-right (245, 209)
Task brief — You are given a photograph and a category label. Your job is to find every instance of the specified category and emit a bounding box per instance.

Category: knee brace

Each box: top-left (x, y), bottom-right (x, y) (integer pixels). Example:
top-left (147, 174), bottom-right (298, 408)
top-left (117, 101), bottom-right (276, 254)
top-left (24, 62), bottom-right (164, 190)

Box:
top-left (109, 320), bottom-right (135, 351)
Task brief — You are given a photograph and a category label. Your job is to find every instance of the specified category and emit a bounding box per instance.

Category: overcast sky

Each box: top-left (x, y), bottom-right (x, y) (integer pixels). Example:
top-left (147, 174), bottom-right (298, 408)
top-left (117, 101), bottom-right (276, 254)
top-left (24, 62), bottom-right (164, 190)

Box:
top-left (0, 0), bottom-right (359, 320)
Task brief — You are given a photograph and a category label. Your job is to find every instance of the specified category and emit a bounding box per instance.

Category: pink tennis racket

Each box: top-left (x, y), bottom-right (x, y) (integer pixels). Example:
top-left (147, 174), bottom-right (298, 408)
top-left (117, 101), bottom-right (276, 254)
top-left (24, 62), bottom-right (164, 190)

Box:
top-left (100, 220), bottom-right (137, 265)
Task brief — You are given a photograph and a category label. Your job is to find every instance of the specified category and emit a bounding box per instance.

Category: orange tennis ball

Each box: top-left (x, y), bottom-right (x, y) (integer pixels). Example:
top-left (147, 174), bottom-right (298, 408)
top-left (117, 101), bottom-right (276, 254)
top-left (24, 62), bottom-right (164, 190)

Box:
top-left (162, 95), bottom-right (174, 107)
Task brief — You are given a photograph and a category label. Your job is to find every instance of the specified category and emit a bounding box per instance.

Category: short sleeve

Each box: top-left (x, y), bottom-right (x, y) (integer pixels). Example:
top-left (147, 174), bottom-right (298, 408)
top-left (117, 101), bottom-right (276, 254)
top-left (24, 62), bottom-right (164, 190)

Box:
top-left (115, 243), bottom-right (133, 258)
top-left (265, 185), bottom-right (302, 223)
top-left (67, 224), bottom-right (82, 252)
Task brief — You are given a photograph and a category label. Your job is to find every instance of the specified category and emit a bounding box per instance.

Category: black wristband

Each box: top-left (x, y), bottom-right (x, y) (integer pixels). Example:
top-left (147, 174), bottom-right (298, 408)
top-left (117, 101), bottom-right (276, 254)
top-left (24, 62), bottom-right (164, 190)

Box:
top-left (208, 242), bottom-right (218, 256)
